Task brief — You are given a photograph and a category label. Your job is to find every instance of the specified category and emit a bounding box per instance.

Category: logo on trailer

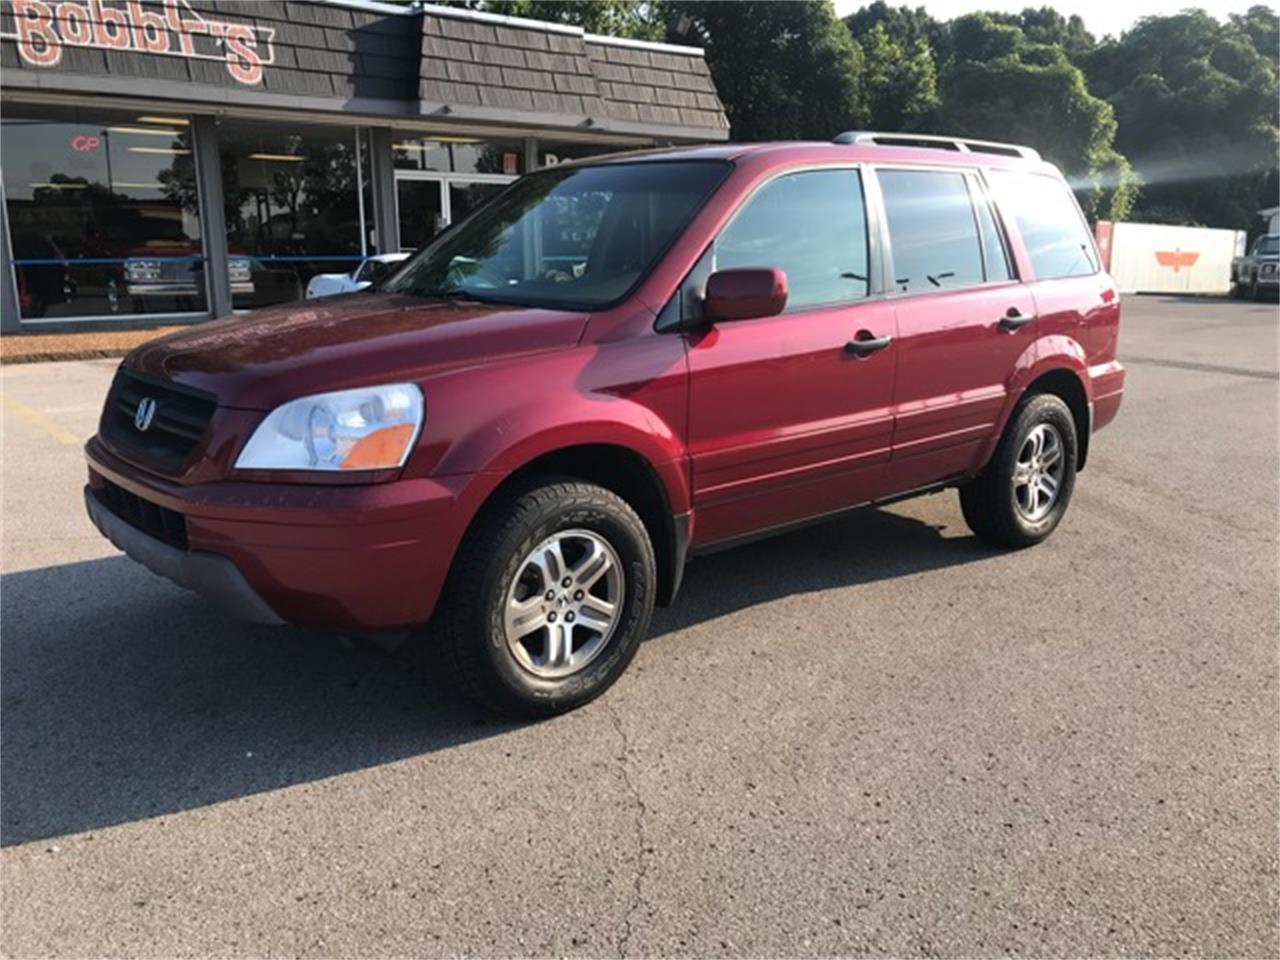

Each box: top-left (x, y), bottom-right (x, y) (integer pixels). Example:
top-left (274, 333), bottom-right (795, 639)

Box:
top-left (3, 0), bottom-right (276, 85)
top-left (1154, 250), bottom-right (1200, 273)
top-left (134, 397), bottom-right (158, 433)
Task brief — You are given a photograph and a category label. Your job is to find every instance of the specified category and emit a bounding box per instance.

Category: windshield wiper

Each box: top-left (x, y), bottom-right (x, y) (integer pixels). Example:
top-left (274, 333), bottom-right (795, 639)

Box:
top-left (415, 287), bottom-right (506, 304)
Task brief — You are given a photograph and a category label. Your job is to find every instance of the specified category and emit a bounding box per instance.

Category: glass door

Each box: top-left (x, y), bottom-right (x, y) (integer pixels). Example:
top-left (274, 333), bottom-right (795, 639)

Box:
top-left (395, 176), bottom-right (445, 252)
top-left (448, 179), bottom-right (509, 223)
top-left (395, 172), bottom-right (513, 252)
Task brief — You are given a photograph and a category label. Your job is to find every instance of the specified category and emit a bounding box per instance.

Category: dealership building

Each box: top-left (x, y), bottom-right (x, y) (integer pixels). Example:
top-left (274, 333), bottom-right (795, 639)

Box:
top-left (0, 0), bottom-right (728, 332)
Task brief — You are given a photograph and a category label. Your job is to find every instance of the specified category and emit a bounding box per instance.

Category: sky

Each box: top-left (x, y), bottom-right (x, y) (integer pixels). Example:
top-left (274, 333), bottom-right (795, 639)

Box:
top-left (830, 0), bottom-right (1272, 40)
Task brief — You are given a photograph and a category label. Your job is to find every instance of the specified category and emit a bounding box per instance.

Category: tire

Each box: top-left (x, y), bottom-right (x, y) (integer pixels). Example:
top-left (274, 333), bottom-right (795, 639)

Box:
top-left (959, 393), bottom-right (1078, 548)
top-left (1252, 279), bottom-right (1263, 301)
top-left (432, 477), bottom-right (656, 718)
top-left (1230, 275), bottom-right (1245, 299)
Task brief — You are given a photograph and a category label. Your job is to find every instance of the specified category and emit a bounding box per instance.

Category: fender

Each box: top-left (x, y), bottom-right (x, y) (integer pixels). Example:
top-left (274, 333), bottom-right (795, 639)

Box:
top-left (976, 333), bottom-right (1091, 468)
top-left (413, 343), bottom-right (693, 515)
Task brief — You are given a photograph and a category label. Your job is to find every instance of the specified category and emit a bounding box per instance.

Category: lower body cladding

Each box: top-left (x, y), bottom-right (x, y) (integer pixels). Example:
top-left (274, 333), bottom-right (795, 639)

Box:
top-left (84, 438), bottom-right (474, 631)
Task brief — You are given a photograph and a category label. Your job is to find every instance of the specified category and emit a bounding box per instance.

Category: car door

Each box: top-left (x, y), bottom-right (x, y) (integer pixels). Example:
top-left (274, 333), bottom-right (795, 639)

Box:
top-left (986, 168), bottom-right (1120, 363)
top-left (682, 167), bottom-right (900, 547)
top-left (874, 165), bottom-right (1038, 491)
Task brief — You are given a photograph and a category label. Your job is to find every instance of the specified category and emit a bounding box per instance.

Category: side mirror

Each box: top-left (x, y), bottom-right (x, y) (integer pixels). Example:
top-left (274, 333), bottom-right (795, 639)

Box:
top-left (703, 268), bottom-right (788, 322)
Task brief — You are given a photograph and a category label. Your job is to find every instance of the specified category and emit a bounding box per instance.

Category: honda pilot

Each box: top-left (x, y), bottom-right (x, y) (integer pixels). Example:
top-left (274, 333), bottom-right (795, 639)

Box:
top-left (85, 132), bottom-right (1125, 716)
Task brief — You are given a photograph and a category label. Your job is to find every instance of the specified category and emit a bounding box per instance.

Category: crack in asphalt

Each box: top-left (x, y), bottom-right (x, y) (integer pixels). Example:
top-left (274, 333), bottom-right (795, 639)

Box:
top-left (607, 703), bottom-right (649, 959)
top-left (1119, 354), bottom-right (1279, 381)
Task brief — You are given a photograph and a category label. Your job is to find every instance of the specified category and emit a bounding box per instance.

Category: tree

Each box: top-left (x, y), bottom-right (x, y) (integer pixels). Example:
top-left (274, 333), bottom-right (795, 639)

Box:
top-left (939, 13), bottom-right (1136, 219)
top-left (987, 6), bottom-right (1095, 64)
top-left (430, 0), bottom-right (663, 39)
top-left (859, 21), bottom-right (939, 131)
top-left (844, 1), bottom-right (946, 58)
top-left (1083, 7), bottom-right (1279, 229)
top-left (663, 1), bottom-right (867, 141)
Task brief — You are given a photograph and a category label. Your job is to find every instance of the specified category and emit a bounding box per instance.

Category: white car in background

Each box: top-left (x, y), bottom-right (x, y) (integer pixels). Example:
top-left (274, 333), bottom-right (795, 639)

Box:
top-left (305, 253), bottom-right (409, 299)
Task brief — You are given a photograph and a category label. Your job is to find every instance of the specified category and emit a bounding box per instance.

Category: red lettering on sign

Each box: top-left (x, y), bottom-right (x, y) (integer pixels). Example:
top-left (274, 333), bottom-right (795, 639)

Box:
top-left (3, 0), bottom-right (275, 84)
top-left (127, 0), bottom-right (170, 53)
top-left (57, 1), bottom-right (94, 45)
top-left (223, 23), bottom-right (263, 85)
top-left (71, 134), bottom-right (101, 152)
top-left (12, 0), bottom-right (61, 66)
top-left (89, 0), bottom-right (131, 49)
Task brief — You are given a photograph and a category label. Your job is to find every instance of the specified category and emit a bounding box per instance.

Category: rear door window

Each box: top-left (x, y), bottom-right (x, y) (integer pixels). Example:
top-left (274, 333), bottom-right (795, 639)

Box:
top-left (988, 170), bottom-right (1099, 280)
top-left (878, 169), bottom-right (986, 295)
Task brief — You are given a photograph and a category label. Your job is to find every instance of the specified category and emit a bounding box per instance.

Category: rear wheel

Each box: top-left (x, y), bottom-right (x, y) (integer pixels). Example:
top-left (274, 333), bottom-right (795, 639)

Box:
top-left (959, 393), bottom-right (1078, 548)
top-left (433, 477), bottom-right (655, 717)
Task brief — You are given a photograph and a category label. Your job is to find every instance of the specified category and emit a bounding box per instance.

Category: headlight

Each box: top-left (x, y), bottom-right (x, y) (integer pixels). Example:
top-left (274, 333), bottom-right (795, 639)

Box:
top-left (235, 383), bottom-right (423, 472)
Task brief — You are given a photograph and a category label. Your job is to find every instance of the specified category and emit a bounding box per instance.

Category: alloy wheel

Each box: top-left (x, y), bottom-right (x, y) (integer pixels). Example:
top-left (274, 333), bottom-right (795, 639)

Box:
top-left (502, 529), bottom-right (624, 679)
top-left (1012, 423), bottom-right (1065, 522)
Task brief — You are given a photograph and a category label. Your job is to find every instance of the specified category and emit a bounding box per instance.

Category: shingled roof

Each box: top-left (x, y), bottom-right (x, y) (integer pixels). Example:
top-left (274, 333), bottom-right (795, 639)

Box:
top-left (0, 0), bottom-right (729, 142)
top-left (419, 12), bottom-right (728, 140)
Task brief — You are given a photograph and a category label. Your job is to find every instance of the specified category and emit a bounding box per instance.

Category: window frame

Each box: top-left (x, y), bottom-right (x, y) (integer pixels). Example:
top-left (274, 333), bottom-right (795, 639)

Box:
top-left (869, 162), bottom-right (1022, 301)
top-left (656, 162), bottom-right (883, 332)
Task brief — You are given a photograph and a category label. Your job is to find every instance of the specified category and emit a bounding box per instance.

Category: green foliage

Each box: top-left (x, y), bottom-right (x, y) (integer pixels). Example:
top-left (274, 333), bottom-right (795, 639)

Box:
top-left (860, 23), bottom-right (939, 130)
top-left (439, 0), bottom-right (664, 39)
top-left (937, 14), bottom-right (1136, 219)
top-left (663, 1), bottom-right (867, 141)
top-left (455, 0), bottom-right (1275, 231)
top-left (1083, 5), bottom-right (1279, 230)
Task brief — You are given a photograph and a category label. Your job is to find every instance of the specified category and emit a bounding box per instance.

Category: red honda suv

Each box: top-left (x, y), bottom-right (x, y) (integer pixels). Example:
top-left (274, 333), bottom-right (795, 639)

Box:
top-left (85, 133), bottom-right (1125, 716)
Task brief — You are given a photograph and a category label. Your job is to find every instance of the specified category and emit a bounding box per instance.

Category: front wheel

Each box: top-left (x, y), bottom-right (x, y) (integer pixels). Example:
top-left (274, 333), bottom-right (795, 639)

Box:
top-left (959, 393), bottom-right (1078, 548)
top-left (433, 478), bottom-right (656, 717)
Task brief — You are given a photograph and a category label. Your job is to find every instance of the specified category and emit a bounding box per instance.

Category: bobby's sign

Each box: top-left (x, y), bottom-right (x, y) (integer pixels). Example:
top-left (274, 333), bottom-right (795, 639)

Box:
top-left (2, 0), bottom-right (275, 84)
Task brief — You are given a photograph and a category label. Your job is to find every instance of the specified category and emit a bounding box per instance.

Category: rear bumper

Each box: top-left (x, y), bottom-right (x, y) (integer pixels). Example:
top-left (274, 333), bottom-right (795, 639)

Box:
top-left (85, 436), bottom-right (477, 630)
top-left (84, 485), bottom-right (284, 625)
top-left (1088, 360), bottom-right (1125, 434)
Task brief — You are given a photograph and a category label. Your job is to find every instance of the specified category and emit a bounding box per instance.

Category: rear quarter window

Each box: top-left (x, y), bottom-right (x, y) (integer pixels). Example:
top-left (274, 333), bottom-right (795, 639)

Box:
top-left (988, 170), bottom-right (1099, 280)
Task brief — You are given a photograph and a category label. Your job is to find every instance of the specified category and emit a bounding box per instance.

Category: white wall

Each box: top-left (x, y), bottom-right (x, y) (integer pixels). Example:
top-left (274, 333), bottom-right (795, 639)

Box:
top-left (1107, 221), bottom-right (1246, 295)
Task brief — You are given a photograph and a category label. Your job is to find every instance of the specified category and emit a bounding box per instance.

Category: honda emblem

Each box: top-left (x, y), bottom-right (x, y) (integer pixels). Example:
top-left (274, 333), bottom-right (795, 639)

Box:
top-left (134, 397), bottom-right (158, 432)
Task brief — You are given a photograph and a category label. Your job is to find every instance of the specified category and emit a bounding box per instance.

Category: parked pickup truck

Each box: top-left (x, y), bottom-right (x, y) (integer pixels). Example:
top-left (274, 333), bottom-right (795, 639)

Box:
top-left (1231, 234), bottom-right (1278, 299)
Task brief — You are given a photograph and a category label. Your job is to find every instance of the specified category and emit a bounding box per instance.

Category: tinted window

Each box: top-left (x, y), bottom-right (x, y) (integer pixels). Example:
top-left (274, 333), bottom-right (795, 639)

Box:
top-left (879, 169), bottom-right (984, 295)
top-left (714, 169), bottom-right (869, 310)
top-left (989, 170), bottom-right (1098, 279)
top-left (218, 119), bottom-right (370, 308)
top-left (1, 102), bottom-right (206, 320)
top-left (384, 161), bottom-right (728, 309)
top-left (1256, 235), bottom-right (1279, 256)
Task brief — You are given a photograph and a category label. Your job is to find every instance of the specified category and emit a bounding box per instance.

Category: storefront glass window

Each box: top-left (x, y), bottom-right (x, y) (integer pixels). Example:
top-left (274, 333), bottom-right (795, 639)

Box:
top-left (218, 120), bottom-right (367, 309)
top-left (393, 137), bottom-right (525, 176)
top-left (534, 140), bottom-right (636, 169)
top-left (2, 103), bottom-right (205, 321)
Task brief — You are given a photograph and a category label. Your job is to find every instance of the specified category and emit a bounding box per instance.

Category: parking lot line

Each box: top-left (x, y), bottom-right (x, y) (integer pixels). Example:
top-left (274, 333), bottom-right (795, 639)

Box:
top-left (0, 392), bottom-right (81, 446)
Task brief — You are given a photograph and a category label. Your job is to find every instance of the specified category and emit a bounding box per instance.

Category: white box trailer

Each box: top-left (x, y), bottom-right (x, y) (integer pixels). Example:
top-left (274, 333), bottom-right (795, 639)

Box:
top-left (1094, 221), bottom-right (1246, 295)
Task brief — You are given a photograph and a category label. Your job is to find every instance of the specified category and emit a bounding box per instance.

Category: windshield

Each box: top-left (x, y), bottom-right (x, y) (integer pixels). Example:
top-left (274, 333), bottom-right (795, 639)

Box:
top-left (1258, 236), bottom-right (1279, 256)
top-left (383, 160), bottom-right (729, 309)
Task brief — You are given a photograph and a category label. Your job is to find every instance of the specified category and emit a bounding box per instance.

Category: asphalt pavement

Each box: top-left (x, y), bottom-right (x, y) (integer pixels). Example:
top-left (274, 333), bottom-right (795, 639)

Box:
top-left (1, 295), bottom-right (1277, 957)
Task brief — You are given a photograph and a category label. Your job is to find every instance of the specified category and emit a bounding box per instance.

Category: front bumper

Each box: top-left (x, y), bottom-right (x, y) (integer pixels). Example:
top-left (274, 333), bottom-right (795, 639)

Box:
top-left (84, 485), bottom-right (284, 625)
top-left (85, 437), bottom-right (478, 630)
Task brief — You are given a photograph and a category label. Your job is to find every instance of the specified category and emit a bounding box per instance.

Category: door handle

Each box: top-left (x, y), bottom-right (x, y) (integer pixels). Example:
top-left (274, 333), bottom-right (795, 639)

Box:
top-left (999, 307), bottom-right (1035, 332)
top-left (844, 333), bottom-right (892, 356)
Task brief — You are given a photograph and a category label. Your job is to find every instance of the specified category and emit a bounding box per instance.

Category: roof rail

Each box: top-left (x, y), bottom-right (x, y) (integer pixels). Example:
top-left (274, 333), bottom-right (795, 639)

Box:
top-left (832, 131), bottom-right (1040, 161)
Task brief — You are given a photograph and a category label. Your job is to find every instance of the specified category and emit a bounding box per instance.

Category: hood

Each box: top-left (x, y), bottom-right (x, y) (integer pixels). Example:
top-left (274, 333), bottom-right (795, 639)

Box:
top-left (127, 292), bottom-right (589, 410)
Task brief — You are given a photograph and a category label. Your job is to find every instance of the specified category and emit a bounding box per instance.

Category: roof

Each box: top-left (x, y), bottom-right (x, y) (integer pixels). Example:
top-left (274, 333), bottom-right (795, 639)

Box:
top-left (420, 15), bottom-right (727, 139)
top-left (0, 0), bottom-right (729, 142)
top-left (574, 140), bottom-right (1055, 171)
